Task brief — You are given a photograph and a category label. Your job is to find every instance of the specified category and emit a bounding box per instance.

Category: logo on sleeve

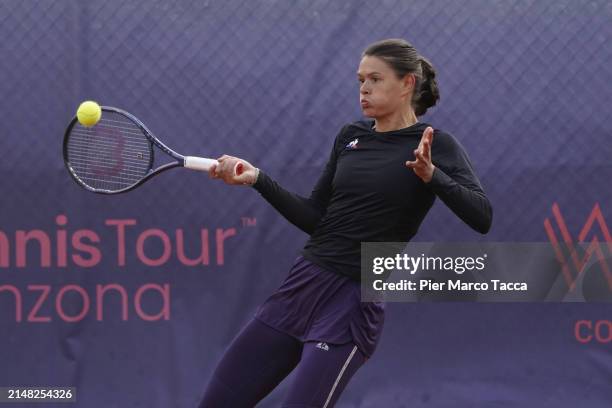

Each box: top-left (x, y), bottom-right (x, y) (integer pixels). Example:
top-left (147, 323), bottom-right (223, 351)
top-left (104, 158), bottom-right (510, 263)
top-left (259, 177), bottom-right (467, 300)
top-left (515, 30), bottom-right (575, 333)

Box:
top-left (345, 138), bottom-right (359, 149)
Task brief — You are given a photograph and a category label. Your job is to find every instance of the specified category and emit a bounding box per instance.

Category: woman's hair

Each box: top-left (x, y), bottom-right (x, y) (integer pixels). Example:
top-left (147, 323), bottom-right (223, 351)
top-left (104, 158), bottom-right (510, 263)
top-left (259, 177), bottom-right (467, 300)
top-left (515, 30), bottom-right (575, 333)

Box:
top-left (362, 38), bottom-right (440, 116)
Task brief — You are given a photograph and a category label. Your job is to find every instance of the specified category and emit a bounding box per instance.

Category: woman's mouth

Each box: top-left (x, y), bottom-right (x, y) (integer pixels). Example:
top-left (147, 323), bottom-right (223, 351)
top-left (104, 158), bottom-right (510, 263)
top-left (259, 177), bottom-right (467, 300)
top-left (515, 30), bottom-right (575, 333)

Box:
top-left (360, 100), bottom-right (370, 107)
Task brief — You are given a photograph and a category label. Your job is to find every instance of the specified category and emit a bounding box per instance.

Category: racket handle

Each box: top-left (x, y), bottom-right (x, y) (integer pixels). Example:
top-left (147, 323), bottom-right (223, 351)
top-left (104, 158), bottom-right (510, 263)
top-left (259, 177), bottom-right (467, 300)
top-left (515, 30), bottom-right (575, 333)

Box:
top-left (184, 156), bottom-right (218, 172)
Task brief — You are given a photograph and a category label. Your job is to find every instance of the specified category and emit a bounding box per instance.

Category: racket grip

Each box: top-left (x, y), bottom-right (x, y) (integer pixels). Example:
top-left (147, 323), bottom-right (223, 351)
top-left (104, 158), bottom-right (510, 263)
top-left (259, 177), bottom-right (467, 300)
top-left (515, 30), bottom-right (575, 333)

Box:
top-left (184, 156), bottom-right (218, 172)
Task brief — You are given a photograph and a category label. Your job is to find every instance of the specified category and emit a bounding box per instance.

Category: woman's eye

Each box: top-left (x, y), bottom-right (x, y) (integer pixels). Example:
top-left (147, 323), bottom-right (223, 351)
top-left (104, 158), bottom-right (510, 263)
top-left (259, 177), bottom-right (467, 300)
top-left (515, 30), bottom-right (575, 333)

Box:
top-left (358, 78), bottom-right (380, 84)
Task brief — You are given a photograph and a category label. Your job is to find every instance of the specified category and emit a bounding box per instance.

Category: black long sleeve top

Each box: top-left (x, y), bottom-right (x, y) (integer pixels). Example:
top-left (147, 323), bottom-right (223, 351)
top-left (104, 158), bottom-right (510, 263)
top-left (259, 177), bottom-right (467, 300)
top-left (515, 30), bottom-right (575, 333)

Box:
top-left (252, 120), bottom-right (493, 282)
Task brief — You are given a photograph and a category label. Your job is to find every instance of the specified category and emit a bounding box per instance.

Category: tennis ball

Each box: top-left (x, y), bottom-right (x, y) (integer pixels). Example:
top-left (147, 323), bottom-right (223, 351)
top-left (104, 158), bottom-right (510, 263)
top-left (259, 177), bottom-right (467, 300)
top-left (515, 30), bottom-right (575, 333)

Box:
top-left (76, 100), bottom-right (102, 127)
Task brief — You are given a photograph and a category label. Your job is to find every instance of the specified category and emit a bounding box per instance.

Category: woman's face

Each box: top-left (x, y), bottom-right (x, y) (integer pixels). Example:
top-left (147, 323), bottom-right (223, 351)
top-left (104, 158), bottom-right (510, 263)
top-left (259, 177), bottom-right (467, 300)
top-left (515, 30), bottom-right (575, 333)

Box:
top-left (357, 55), bottom-right (414, 118)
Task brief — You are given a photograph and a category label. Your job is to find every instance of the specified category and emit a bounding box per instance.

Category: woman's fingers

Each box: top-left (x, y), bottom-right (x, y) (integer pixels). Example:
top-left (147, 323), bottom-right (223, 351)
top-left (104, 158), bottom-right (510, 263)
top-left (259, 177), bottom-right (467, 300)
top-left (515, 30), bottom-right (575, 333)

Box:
top-left (422, 141), bottom-right (430, 162)
top-left (409, 127), bottom-right (435, 169)
top-left (406, 149), bottom-right (428, 168)
top-left (406, 128), bottom-right (435, 182)
top-left (417, 127), bottom-right (433, 156)
top-left (209, 163), bottom-right (221, 179)
top-left (220, 157), bottom-right (244, 184)
top-left (208, 155), bottom-right (256, 185)
top-left (210, 157), bottom-right (232, 180)
top-left (423, 128), bottom-right (434, 161)
top-left (416, 149), bottom-right (427, 163)
top-left (235, 161), bottom-right (244, 176)
top-left (422, 126), bottom-right (433, 142)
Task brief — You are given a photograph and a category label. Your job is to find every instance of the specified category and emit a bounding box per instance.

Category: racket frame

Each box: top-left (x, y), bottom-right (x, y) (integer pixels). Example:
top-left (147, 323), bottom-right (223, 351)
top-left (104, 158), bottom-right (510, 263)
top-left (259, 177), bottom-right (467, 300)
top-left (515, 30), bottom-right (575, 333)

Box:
top-left (64, 106), bottom-right (192, 194)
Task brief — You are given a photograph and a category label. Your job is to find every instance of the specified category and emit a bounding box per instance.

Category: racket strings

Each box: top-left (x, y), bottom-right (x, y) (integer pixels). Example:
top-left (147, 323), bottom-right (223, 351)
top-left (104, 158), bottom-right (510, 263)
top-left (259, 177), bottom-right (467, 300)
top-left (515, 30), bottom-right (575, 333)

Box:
top-left (66, 111), bottom-right (153, 192)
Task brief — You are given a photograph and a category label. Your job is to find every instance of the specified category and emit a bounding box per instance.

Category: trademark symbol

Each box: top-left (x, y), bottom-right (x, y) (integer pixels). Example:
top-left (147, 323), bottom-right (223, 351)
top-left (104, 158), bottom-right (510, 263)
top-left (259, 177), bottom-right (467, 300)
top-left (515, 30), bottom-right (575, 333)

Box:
top-left (241, 217), bottom-right (257, 227)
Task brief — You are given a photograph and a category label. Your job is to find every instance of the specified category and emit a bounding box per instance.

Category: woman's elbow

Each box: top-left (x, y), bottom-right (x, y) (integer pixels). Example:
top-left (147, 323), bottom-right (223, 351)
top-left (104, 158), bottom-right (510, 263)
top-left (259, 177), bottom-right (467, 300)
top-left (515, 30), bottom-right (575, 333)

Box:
top-left (297, 211), bottom-right (325, 235)
top-left (477, 201), bottom-right (493, 234)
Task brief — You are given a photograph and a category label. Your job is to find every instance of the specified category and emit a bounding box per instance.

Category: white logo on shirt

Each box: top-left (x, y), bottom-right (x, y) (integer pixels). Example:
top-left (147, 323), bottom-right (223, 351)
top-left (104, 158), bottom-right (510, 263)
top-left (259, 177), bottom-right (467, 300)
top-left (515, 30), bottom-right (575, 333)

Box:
top-left (316, 342), bottom-right (330, 351)
top-left (345, 138), bottom-right (359, 149)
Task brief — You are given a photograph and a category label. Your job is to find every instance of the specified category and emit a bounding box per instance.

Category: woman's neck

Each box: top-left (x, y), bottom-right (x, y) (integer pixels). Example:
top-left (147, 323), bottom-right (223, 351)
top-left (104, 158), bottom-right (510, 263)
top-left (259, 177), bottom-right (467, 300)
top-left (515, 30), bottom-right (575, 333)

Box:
top-left (373, 109), bottom-right (418, 132)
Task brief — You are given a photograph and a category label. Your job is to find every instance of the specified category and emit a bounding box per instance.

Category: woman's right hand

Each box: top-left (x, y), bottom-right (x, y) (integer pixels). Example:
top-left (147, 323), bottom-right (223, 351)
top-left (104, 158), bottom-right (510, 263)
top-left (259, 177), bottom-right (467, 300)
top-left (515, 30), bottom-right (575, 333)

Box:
top-left (208, 154), bottom-right (259, 186)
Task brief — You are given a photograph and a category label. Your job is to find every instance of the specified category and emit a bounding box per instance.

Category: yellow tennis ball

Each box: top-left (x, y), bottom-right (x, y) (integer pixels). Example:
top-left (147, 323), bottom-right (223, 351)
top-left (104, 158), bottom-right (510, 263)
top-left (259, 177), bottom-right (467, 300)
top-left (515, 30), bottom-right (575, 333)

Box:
top-left (76, 101), bottom-right (102, 127)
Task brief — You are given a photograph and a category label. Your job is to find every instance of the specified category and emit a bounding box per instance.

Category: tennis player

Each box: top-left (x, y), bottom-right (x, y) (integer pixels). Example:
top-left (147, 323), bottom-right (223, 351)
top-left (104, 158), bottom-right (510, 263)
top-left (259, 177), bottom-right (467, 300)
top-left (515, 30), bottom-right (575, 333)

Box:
top-left (198, 38), bottom-right (493, 407)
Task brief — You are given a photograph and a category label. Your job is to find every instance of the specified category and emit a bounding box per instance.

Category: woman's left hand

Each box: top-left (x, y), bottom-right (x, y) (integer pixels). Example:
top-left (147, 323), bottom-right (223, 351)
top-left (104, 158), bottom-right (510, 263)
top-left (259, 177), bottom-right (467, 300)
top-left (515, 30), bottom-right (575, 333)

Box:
top-left (405, 126), bottom-right (436, 183)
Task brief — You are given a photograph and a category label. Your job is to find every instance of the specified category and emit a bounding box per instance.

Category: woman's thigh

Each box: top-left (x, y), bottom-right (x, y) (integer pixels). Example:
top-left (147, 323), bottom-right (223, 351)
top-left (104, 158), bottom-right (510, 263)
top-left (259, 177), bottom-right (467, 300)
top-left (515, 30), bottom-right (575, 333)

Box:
top-left (281, 341), bottom-right (368, 408)
top-left (198, 317), bottom-right (303, 408)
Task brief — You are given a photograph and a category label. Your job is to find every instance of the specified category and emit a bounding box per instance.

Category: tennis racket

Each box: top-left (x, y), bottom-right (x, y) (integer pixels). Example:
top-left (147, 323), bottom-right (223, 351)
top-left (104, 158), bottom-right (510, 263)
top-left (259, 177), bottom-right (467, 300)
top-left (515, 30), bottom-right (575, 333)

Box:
top-left (63, 106), bottom-right (238, 194)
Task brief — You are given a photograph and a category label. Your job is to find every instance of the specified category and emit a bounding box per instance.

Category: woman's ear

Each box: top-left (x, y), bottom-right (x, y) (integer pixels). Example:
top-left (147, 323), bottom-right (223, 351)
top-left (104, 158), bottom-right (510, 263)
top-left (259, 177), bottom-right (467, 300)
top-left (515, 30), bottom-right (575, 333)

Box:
top-left (401, 73), bottom-right (416, 98)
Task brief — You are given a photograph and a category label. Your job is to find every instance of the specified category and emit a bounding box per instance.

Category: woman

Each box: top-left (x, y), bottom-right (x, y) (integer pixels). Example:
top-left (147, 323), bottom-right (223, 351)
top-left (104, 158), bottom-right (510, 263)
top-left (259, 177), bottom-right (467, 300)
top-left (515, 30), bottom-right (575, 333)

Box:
top-left (198, 38), bottom-right (493, 407)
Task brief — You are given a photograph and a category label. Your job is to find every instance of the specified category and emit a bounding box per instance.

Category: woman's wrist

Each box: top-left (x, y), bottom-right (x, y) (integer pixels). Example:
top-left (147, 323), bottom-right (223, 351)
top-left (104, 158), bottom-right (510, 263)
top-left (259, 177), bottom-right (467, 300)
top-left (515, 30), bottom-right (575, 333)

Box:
top-left (249, 167), bottom-right (260, 186)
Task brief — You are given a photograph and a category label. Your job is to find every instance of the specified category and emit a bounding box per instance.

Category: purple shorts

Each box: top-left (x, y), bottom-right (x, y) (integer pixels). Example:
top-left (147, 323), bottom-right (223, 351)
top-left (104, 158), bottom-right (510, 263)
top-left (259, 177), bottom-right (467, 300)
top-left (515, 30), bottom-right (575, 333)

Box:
top-left (253, 255), bottom-right (385, 358)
